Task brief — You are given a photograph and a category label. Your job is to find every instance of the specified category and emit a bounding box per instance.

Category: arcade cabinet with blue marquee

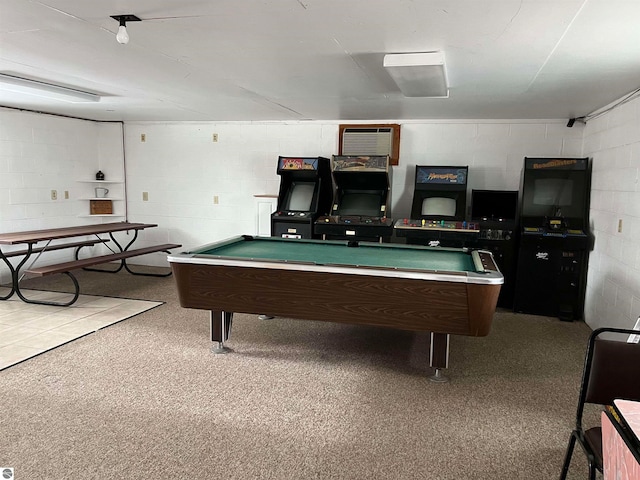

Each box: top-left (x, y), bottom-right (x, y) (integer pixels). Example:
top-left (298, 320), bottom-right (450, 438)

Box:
top-left (394, 165), bottom-right (479, 247)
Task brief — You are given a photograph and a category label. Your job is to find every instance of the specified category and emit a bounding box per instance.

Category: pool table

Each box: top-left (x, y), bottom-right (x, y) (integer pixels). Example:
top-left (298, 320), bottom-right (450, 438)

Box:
top-left (169, 235), bottom-right (503, 381)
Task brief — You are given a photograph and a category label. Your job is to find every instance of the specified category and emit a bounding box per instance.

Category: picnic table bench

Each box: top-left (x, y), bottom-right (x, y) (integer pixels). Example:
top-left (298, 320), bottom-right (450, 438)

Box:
top-left (0, 222), bottom-right (181, 306)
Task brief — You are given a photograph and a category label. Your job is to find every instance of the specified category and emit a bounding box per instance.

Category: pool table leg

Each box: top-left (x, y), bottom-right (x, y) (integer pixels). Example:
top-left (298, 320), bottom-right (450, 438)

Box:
top-left (429, 333), bottom-right (450, 383)
top-left (210, 310), bottom-right (233, 354)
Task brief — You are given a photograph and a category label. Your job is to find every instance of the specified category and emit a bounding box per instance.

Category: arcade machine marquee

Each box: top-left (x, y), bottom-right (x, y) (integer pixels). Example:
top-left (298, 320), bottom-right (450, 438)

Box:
top-left (315, 155), bottom-right (393, 241)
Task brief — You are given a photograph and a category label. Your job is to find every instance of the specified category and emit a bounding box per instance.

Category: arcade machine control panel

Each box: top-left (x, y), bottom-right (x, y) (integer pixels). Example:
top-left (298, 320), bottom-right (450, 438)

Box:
top-left (275, 211), bottom-right (315, 219)
top-left (522, 222), bottom-right (588, 249)
top-left (394, 218), bottom-right (480, 247)
top-left (395, 218), bottom-right (479, 232)
top-left (317, 215), bottom-right (394, 237)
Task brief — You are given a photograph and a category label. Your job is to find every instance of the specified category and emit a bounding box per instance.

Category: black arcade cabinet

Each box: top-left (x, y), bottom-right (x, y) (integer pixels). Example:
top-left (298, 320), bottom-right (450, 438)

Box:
top-left (315, 155), bottom-right (393, 242)
top-left (513, 157), bottom-right (593, 321)
top-left (394, 166), bottom-right (479, 247)
top-left (471, 189), bottom-right (520, 309)
top-left (271, 156), bottom-right (333, 239)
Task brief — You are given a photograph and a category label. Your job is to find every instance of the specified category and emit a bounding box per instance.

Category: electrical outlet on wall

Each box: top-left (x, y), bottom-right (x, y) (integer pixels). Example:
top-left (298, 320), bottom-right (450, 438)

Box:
top-left (51, 190), bottom-right (57, 200)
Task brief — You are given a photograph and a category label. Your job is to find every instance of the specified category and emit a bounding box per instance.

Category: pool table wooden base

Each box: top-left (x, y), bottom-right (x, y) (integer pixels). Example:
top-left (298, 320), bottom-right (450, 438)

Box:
top-left (172, 261), bottom-right (501, 380)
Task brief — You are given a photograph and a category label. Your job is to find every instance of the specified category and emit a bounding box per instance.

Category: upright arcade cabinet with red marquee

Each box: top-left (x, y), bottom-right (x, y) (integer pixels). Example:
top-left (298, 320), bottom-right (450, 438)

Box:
top-left (394, 165), bottom-right (479, 247)
top-left (270, 156), bottom-right (333, 239)
top-left (314, 155), bottom-right (393, 242)
top-left (513, 157), bottom-right (593, 320)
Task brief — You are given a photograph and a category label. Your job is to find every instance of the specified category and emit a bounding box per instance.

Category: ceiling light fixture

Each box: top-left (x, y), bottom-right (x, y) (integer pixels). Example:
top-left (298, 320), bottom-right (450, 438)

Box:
top-left (110, 14), bottom-right (141, 45)
top-left (383, 51), bottom-right (449, 98)
top-left (0, 73), bottom-right (100, 103)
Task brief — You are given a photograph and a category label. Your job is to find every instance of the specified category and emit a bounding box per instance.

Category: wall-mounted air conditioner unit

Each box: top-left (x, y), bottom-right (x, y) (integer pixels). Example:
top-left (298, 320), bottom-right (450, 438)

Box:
top-left (339, 124), bottom-right (401, 165)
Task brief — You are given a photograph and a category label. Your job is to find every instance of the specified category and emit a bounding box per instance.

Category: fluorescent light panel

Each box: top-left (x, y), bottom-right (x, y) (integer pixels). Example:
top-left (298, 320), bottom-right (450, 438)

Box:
top-left (0, 73), bottom-right (100, 103)
top-left (383, 52), bottom-right (448, 98)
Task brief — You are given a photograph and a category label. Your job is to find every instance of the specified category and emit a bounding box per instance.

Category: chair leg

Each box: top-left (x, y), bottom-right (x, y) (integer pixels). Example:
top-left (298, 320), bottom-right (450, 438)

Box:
top-left (560, 433), bottom-right (577, 480)
top-left (588, 463), bottom-right (596, 480)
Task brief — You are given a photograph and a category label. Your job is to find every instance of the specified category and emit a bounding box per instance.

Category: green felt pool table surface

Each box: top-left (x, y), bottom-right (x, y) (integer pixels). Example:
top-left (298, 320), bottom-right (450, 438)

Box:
top-left (191, 236), bottom-right (477, 273)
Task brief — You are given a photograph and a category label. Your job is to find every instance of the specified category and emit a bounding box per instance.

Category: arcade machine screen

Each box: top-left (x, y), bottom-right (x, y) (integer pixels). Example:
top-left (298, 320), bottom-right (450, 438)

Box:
top-left (314, 155), bottom-right (393, 241)
top-left (271, 156), bottom-right (333, 239)
top-left (283, 181), bottom-right (316, 211)
top-left (522, 176), bottom-right (585, 221)
top-left (471, 190), bottom-right (519, 223)
top-left (338, 190), bottom-right (383, 217)
top-left (533, 179), bottom-right (572, 209)
top-left (395, 165), bottom-right (478, 247)
top-left (421, 197), bottom-right (457, 217)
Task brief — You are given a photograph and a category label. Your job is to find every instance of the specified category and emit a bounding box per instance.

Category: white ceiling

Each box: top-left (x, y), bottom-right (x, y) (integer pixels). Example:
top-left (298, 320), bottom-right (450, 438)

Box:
top-left (0, 0), bottom-right (639, 122)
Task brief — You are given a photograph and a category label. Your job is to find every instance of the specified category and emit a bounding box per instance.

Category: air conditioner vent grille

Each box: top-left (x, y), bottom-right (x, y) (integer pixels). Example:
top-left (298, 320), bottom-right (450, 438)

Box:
top-left (342, 128), bottom-right (392, 156)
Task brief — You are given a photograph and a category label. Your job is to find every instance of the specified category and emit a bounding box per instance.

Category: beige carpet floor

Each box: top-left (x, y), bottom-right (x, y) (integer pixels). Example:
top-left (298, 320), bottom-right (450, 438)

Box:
top-left (0, 267), bottom-right (600, 479)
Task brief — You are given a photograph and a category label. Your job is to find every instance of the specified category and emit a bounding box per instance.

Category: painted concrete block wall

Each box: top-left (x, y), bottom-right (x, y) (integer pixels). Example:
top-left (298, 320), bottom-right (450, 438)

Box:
top-left (0, 108), bottom-right (124, 284)
top-left (1, 109), bottom-right (590, 306)
top-left (582, 95), bottom-right (640, 330)
top-left (122, 122), bottom-right (336, 255)
top-left (392, 122), bottom-right (583, 218)
top-left (124, 120), bottom-right (582, 266)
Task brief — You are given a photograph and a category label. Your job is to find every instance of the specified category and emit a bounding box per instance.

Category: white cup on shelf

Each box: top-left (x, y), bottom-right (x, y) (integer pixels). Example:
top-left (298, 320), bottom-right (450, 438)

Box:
top-left (95, 187), bottom-right (109, 198)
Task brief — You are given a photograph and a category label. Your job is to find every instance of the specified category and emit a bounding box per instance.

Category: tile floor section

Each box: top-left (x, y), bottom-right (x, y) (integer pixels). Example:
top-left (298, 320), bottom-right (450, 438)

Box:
top-left (0, 288), bottom-right (162, 370)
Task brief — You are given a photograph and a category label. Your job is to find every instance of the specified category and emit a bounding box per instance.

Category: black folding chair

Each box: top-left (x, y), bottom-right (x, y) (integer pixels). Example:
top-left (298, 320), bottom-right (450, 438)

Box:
top-left (559, 326), bottom-right (640, 480)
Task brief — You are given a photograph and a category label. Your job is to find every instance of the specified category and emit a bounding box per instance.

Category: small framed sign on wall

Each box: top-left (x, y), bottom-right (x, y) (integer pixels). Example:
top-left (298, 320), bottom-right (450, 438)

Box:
top-left (338, 124), bottom-right (401, 165)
